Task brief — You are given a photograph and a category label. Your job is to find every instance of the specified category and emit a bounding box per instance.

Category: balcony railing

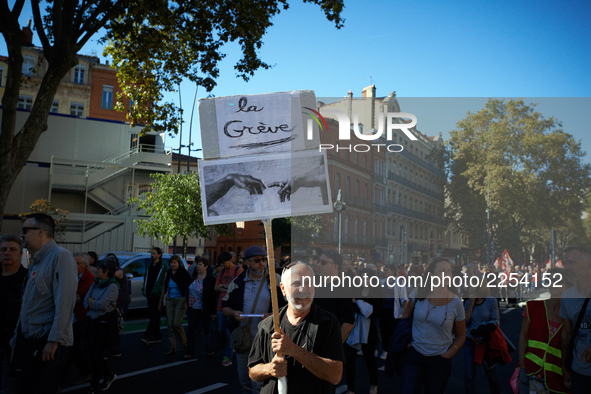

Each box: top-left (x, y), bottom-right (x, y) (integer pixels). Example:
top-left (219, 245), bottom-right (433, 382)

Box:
top-left (387, 203), bottom-right (447, 226)
top-left (387, 172), bottom-right (444, 200)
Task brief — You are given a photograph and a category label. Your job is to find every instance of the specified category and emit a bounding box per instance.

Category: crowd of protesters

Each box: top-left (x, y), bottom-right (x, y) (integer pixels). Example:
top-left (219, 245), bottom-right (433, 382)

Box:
top-left (1, 217), bottom-right (590, 394)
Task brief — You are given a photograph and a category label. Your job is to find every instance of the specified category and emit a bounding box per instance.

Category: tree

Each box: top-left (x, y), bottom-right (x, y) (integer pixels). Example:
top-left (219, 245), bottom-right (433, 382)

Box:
top-left (0, 0), bottom-right (344, 221)
top-left (446, 98), bottom-right (591, 262)
top-left (271, 215), bottom-right (324, 249)
top-left (130, 172), bottom-right (208, 246)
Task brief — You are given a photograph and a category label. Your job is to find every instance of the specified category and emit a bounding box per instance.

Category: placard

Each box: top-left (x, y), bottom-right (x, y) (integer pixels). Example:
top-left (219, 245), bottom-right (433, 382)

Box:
top-left (199, 151), bottom-right (331, 225)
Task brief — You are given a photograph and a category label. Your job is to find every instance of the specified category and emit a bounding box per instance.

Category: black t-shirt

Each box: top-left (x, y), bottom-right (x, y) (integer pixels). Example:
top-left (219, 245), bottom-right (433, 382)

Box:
top-left (248, 304), bottom-right (344, 394)
top-left (0, 266), bottom-right (28, 347)
top-left (314, 297), bottom-right (355, 326)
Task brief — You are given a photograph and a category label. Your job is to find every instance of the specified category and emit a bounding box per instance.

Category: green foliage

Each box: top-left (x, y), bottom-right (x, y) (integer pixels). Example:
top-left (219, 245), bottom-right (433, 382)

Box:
top-left (446, 98), bottom-right (591, 259)
top-left (103, 0), bottom-right (344, 134)
top-left (271, 215), bottom-right (323, 249)
top-left (130, 172), bottom-right (208, 245)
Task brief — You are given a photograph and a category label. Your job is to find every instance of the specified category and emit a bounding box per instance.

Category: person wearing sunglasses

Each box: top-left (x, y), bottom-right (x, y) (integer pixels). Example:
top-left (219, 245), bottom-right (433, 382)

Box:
top-left (222, 246), bottom-right (285, 394)
top-left (4, 213), bottom-right (77, 394)
top-left (248, 261), bottom-right (344, 393)
top-left (313, 250), bottom-right (355, 345)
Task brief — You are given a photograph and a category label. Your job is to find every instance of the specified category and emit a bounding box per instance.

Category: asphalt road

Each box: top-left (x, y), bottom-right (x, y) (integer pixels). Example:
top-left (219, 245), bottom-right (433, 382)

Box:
top-left (60, 302), bottom-right (525, 394)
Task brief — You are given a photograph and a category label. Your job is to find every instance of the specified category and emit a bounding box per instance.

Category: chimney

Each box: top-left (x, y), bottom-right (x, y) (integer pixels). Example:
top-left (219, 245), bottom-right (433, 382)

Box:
top-left (361, 85), bottom-right (377, 129)
top-left (347, 89), bottom-right (353, 120)
top-left (22, 19), bottom-right (33, 46)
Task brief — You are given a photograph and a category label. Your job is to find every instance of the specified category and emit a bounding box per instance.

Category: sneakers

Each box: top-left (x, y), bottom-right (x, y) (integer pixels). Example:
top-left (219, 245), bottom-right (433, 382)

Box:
top-left (183, 353), bottom-right (194, 359)
top-left (100, 374), bottom-right (117, 391)
top-left (164, 349), bottom-right (176, 356)
top-left (220, 356), bottom-right (232, 367)
top-left (148, 338), bottom-right (161, 344)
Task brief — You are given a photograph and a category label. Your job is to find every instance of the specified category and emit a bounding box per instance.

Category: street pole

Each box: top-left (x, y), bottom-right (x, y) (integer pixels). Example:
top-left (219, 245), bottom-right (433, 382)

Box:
top-left (486, 182), bottom-right (492, 265)
top-left (333, 189), bottom-right (346, 254)
top-left (551, 228), bottom-right (555, 268)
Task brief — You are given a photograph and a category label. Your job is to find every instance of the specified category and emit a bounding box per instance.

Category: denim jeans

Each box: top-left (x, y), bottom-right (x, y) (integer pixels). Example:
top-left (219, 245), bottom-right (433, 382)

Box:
top-left (464, 339), bottom-right (500, 394)
top-left (400, 346), bottom-right (453, 394)
top-left (166, 295), bottom-right (188, 350)
top-left (236, 350), bottom-right (261, 394)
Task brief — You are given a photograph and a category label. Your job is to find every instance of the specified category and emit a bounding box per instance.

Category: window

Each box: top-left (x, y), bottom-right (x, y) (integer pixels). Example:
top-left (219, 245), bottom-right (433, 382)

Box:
top-left (50, 99), bottom-right (59, 113)
top-left (73, 65), bottom-right (85, 84)
top-left (17, 95), bottom-right (33, 110)
top-left (22, 56), bottom-right (35, 75)
top-left (355, 180), bottom-right (360, 198)
top-left (346, 176), bottom-right (350, 194)
top-left (335, 172), bottom-right (340, 193)
top-left (101, 85), bottom-right (114, 109)
top-left (0, 66), bottom-right (3, 86)
top-left (70, 102), bottom-right (84, 116)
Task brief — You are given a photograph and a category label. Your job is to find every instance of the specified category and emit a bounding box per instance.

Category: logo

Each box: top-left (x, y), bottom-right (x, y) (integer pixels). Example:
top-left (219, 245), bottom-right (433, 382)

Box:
top-left (303, 108), bottom-right (418, 153)
top-left (303, 107), bottom-right (329, 133)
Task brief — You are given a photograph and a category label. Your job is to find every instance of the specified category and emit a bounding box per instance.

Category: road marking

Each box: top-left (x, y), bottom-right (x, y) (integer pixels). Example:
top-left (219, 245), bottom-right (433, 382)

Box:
top-left (185, 383), bottom-right (229, 393)
top-left (336, 385), bottom-right (348, 393)
top-left (61, 360), bottom-right (197, 392)
top-left (502, 307), bottom-right (515, 314)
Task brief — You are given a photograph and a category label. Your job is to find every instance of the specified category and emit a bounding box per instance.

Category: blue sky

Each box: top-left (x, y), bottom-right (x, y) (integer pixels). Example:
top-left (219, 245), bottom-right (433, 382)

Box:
top-left (5, 1), bottom-right (591, 158)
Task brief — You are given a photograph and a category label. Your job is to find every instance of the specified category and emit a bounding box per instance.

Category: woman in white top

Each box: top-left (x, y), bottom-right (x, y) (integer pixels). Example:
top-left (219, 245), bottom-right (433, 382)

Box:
top-left (400, 257), bottom-right (466, 394)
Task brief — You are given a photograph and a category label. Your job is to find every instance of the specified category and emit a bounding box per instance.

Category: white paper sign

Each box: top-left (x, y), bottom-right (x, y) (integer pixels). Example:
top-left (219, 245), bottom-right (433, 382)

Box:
top-left (214, 92), bottom-right (303, 157)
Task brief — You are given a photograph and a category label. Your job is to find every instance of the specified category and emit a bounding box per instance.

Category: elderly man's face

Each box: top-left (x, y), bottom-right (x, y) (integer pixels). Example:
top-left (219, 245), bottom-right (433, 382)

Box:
top-left (281, 264), bottom-right (315, 312)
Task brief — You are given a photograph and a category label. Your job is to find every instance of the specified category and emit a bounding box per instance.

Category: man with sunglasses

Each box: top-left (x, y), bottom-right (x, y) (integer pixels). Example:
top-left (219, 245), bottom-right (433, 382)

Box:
top-left (222, 246), bottom-right (285, 393)
top-left (313, 250), bottom-right (355, 344)
top-left (3, 213), bottom-right (77, 394)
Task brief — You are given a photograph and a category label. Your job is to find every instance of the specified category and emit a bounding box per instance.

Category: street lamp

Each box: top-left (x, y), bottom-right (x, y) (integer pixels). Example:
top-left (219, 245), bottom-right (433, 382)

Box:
top-left (333, 189), bottom-right (346, 254)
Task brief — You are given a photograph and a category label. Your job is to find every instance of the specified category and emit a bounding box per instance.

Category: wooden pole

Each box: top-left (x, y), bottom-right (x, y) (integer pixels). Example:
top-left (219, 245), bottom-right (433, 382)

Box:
top-left (263, 219), bottom-right (287, 393)
top-left (263, 219), bottom-right (281, 340)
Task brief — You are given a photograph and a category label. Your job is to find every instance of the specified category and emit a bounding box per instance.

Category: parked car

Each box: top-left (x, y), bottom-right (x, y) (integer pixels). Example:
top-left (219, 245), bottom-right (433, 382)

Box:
top-left (99, 252), bottom-right (189, 309)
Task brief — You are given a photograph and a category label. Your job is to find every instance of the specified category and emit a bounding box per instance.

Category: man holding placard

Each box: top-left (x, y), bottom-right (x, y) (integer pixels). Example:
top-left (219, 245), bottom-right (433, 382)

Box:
top-left (248, 261), bottom-right (344, 393)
